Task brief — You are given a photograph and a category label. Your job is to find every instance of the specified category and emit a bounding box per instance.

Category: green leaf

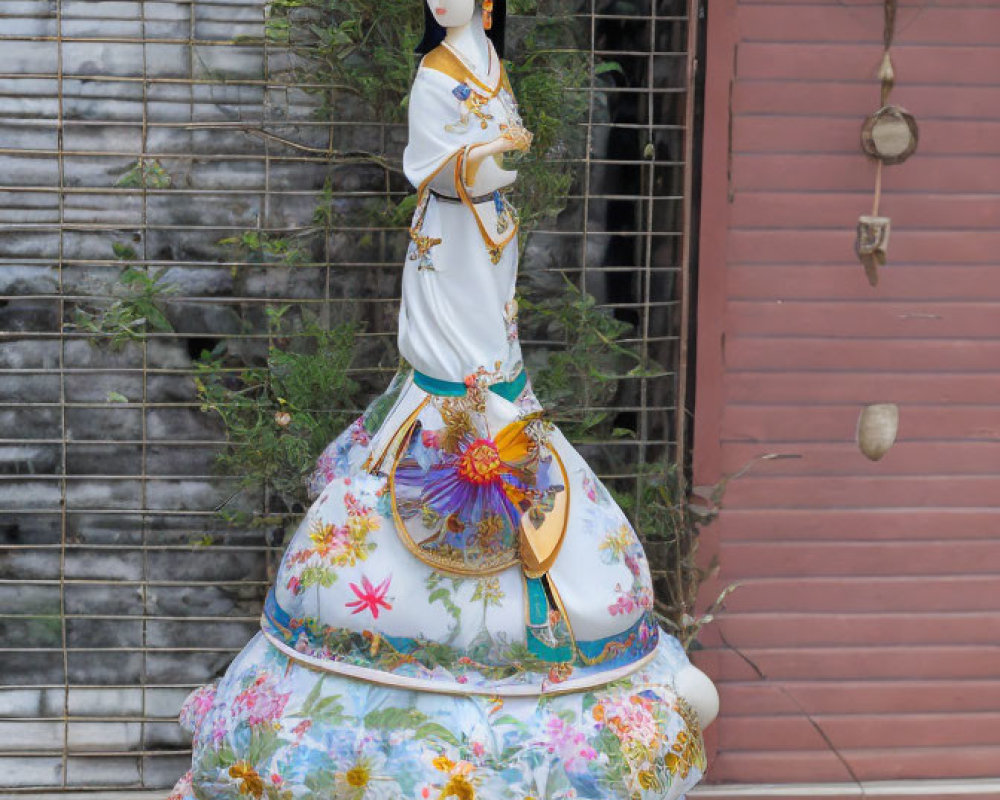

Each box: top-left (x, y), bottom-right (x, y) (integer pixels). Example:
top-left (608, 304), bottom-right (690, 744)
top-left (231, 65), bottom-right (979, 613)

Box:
top-left (297, 676), bottom-right (326, 715)
top-left (312, 695), bottom-right (344, 714)
top-left (247, 725), bottom-right (282, 764)
top-left (364, 707), bottom-right (428, 730)
top-left (112, 242), bottom-right (137, 261)
top-left (414, 722), bottom-right (461, 746)
top-left (492, 713), bottom-right (526, 728)
top-left (141, 304), bottom-right (173, 333)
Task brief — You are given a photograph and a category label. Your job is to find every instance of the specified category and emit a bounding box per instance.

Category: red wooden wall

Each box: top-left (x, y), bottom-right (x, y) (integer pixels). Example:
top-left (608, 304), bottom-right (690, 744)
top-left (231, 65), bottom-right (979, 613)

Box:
top-left (691, 0), bottom-right (1000, 789)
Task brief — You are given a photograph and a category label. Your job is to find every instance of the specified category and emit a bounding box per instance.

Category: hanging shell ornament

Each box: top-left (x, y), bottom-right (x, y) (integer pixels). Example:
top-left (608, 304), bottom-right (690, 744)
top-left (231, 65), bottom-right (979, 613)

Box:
top-left (856, 403), bottom-right (899, 461)
top-left (862, 104), bottom-right (918, 165)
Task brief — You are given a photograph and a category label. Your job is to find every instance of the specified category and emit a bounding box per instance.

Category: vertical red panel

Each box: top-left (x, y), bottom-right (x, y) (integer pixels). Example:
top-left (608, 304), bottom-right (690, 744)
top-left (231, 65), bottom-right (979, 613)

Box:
top-left (692, 0), bottom-right (1000, 786)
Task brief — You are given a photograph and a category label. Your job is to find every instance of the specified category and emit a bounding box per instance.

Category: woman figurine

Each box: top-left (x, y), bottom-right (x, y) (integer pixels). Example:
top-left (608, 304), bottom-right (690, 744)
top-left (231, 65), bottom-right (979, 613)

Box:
top-left (168, 0), bottom-right (717, 797)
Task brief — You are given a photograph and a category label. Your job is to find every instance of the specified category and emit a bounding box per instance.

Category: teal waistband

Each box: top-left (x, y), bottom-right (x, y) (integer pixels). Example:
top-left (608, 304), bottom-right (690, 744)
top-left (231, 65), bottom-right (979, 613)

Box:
top-left (413, 368), bottom-right (527, 403)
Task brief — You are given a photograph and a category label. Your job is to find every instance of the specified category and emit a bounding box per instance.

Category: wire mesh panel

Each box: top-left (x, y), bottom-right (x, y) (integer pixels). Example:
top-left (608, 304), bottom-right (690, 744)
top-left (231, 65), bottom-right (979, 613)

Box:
top-left (0, 0), bottom-right (697, 791)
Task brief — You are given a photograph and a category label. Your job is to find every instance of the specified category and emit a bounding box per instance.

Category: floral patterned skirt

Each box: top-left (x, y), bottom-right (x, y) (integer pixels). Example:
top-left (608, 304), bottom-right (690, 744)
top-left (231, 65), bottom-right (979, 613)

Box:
top-left (167, 632), bottom-right (705, 800)
top-left (168, 369), bottom-right (708, 799)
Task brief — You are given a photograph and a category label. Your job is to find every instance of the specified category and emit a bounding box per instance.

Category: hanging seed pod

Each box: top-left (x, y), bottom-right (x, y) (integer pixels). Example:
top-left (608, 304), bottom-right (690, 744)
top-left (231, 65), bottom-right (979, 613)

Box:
top-left (878, 51), bottom-right (895, 105)
top-left (856, 403), bottom-right (899, 461)
top-left (878, 51), bottom-right (895, 84)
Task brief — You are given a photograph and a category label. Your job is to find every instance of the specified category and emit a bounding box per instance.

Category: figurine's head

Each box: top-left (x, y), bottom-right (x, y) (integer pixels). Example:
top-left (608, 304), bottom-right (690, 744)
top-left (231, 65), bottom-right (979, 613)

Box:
top-left (426, 0), bottom-right (475, 28)
top-left (416, 0), bottom-right (506, 58)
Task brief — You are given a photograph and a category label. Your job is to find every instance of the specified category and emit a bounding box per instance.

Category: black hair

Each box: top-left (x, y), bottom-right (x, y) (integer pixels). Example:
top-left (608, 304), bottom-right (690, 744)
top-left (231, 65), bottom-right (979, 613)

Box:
top-left (415, 0), bottom-right (506, 59)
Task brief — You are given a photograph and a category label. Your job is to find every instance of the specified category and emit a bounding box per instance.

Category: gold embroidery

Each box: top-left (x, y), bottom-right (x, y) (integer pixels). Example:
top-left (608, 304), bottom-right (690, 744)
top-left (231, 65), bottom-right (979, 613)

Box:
top-left (445, 89), bottom-right (494, 135)
top-left (409, 232), bottom-right (442, 271)
top-left (519, 443), bottom-right (570, 579)
top-left (467, 93), bottom-right (493, 129)
top-left (669, 695), bottom-right (709, 777)
top-left (422, 44), bottom-right (503, 98)
top-left (410, 45), bottom-right (521, 265)
top-left (455, 146), bottom-right (519, 260)
top-left (364, 396), bottom-right (431, 475)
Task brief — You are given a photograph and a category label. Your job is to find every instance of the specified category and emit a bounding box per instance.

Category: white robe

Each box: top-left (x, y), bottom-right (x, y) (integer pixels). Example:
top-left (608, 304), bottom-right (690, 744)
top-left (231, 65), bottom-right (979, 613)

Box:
top-left (397, 43), bottom-right (524, 384)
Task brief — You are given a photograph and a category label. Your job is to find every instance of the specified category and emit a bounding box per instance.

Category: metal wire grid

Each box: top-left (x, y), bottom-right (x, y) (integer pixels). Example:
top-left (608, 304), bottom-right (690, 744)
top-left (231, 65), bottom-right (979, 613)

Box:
top-left (0, 0), bottom-right (697, 791)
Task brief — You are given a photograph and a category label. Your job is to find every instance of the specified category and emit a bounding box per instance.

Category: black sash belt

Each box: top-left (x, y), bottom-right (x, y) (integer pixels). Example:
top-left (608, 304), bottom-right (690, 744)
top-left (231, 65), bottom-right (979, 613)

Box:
top-left (430, 189), bottom-right (497, 205)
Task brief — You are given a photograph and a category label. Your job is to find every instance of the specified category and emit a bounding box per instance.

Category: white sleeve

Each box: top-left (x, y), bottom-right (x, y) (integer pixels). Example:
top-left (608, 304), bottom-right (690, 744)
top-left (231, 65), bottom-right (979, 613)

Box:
top-left (402, 69), bottom-right (470, 196)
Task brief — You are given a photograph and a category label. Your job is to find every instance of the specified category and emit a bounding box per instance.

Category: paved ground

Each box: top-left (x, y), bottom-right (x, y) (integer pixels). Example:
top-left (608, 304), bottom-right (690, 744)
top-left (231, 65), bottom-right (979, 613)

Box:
top-left (7, 779), bottom-right (1000, 800)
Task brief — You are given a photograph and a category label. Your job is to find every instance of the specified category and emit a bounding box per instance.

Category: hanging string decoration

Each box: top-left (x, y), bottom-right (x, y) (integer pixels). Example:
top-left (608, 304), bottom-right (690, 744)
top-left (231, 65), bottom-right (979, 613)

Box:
top-left (855, 0), bottom-right (918, 287)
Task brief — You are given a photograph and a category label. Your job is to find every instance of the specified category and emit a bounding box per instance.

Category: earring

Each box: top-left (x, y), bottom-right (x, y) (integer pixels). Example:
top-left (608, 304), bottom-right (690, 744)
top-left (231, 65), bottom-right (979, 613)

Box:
top-left (483, 0), bottom-right (493, 30)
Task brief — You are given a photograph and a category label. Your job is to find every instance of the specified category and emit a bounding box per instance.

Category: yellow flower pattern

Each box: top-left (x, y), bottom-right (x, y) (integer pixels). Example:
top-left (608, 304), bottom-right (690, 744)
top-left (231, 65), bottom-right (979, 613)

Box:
top-left (228, 762), bottom-right (263, 798)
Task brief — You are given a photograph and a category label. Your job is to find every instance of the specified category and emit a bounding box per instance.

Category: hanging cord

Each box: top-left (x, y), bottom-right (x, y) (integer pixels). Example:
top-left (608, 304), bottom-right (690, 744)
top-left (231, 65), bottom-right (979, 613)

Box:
top-left (873, 0), bottom-right (897, 215)
top-left (879, 0), bottom-right (897, 105)
top-left (872, 160), bottom-right (883, 217)
top-left (883, 0), bottom-right (897, 50)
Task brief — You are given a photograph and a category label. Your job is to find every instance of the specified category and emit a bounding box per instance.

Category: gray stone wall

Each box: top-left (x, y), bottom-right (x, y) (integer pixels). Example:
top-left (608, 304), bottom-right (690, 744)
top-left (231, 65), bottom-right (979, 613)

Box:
top-left (0, 0), bottom-right (691, 790)
top-left (1, 0), bottom-right (319, 788)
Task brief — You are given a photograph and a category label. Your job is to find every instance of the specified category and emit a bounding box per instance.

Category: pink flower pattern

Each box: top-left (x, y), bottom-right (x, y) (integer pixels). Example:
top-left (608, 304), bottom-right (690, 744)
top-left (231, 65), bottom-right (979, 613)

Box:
top-left (232, 675), bottom-right (292, 727)
top-left (178, 684), bottom-right (217, 736)
top-left (345, 574), bottom-right (393, 618)
top-left (535, 714), bottom-right (598, 772)
top-left (601, 524), bottom-right (655, 618)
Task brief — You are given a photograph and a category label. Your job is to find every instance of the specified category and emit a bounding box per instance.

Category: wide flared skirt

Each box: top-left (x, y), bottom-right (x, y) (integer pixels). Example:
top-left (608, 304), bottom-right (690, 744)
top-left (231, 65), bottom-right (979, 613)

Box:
top-left (167, 631), bottom-right (705, 800)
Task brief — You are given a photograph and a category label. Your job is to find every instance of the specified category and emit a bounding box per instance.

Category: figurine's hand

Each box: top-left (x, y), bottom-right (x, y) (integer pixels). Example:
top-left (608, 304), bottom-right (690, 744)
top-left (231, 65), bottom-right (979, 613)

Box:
top-left (471, 127), bottom-right (532, 160)
top-left (502, 125), bottom-right (533, 153)
top-left (468, 131), bottom-right (524, 166)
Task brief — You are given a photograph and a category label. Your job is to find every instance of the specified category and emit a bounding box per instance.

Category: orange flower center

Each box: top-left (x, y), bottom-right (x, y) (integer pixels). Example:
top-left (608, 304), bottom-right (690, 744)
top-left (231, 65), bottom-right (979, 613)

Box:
top-left (442, 775), bottom-right (476, 800)
top-left (345, 765), bottom-right (370, 787)
top-left (457, 438), bottom-right (503, 485)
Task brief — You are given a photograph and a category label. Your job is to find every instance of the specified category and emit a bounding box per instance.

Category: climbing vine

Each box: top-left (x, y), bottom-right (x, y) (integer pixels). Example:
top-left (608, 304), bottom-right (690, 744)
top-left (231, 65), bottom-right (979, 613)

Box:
top-left (194, 307), bottom-right (363, 518)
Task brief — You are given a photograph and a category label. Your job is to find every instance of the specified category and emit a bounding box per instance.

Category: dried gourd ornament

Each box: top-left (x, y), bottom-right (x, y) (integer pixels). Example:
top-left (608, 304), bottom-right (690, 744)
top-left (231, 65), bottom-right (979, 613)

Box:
top-left (857, 403), bottom-right (899, 461)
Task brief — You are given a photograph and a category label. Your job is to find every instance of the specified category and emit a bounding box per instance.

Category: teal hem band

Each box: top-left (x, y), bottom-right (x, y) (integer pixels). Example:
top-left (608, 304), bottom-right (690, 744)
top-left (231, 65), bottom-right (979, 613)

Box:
top-left (525, 577), bottom-right (574, 663)
top-left (413, 368), bottom-right (527, 402)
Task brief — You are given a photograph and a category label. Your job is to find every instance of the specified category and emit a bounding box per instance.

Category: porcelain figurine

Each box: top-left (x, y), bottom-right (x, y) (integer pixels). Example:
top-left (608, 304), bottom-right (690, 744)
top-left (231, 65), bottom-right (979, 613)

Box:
top-left (168, 1), bottom-right (716, 797)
